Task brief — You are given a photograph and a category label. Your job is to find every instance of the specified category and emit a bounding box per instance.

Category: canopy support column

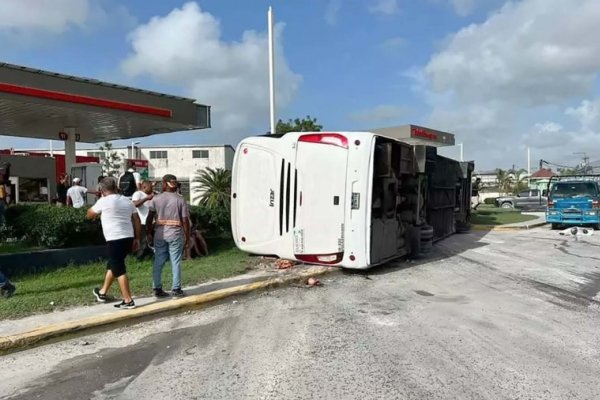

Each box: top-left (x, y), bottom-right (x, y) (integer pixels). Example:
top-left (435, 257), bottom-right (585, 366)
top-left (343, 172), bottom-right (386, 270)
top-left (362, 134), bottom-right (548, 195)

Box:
top-left (64, 128), bottom-right (77, 176)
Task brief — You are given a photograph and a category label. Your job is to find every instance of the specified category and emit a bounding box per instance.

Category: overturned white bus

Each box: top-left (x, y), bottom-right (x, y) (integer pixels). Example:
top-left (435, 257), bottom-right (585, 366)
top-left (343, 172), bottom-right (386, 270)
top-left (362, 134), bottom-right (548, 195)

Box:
top-left (231, 125), bottom-right (473, 269)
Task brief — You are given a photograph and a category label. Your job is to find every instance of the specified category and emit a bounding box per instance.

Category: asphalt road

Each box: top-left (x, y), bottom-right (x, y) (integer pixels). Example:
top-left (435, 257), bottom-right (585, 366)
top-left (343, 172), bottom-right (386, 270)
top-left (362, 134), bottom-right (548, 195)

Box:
top-left (2, 227), bottom-right (600, 400)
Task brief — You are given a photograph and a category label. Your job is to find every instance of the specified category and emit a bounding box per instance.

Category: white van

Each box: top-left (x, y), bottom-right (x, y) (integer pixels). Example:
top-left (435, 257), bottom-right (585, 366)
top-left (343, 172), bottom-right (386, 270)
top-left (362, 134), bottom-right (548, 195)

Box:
top-left (231, 131), bottom-right (436, 269)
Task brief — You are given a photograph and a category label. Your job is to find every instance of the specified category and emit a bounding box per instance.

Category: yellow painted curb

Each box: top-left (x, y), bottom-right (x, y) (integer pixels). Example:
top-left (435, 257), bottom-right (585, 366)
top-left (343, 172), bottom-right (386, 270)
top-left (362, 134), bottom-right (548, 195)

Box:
top-left (471, 221), bottom-right (547, 232)
top-left (0, 266), bottom-right (335, 353)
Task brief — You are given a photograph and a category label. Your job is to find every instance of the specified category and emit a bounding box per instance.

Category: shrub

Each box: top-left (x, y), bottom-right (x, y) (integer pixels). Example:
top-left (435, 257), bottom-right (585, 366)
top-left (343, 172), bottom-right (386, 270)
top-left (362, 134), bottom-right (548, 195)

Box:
top-left (189, 204), bottom-right (231, 238)
top-left (5, 205), bottom-right (104, 248)
top-left (484, 198), bottom-right (497, 205)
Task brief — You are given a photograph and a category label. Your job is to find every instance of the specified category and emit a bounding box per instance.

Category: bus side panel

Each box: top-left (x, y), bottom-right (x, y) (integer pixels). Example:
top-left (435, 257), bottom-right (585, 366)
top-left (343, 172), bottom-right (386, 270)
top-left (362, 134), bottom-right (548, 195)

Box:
top-left (337, 134), bottom-right (375, 269)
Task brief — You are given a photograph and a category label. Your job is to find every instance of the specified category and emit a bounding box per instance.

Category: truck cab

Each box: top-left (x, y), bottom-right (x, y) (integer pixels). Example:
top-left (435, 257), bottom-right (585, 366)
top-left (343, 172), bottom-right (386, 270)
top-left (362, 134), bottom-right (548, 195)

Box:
top-left (546, 176), bottom-right (600, 229)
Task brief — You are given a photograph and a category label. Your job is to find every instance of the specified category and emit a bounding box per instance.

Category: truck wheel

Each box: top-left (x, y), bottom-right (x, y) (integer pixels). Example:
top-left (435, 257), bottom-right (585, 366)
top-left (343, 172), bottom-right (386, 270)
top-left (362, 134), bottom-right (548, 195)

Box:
top-left (501, 202), bottom-right (513, 209)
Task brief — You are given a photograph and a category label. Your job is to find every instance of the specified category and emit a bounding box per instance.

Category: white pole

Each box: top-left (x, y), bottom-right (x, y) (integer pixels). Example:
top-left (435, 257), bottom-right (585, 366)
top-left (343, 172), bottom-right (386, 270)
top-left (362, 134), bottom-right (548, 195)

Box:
top-left (268, 6), bottom-right (276, 135)
top-left (49, 140), bottom-right (54, 157)
top-left (131, 140), bottom-right (134, 159)
top-left (527, 147), bottom-right (531, 187)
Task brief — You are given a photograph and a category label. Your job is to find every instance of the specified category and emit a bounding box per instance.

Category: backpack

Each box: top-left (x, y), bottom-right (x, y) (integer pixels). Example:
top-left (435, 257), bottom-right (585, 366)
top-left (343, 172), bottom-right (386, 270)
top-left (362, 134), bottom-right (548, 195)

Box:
top-left (119, 171), bottom-right (137, 197)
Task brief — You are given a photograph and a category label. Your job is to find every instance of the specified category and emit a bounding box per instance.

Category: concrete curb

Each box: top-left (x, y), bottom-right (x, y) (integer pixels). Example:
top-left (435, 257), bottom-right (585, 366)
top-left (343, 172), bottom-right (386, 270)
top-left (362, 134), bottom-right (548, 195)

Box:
top-left (471, 221), bottom-right (548, 232)
top-left (0, 266), bottom-right (336, 353)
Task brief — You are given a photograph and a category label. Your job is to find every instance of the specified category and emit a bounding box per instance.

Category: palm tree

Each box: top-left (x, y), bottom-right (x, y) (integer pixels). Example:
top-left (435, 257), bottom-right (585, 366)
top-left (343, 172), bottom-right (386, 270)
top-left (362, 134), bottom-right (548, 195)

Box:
top-left (193, 168), bottom-right (232, 210)
top-left (510, 169), bottom-right (529, 194)
top-left (495, 169), bottom-right (513, 195)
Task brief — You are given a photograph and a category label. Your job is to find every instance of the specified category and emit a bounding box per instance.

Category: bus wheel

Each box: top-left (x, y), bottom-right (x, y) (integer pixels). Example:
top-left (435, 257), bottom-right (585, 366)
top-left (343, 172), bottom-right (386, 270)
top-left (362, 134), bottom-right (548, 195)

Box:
top-left (419, 225), bottom-right (434, 255)
top-left (551, 223), bottom-right (559, 230)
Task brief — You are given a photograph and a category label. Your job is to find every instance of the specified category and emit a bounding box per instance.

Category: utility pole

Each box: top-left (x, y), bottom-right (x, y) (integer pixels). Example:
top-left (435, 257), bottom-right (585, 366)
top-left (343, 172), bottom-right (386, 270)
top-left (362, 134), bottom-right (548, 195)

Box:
top-left (268, 6), bottom-right (276, 135)
top-left (527, 147), bottom-right (531, 187)
top-left (574, 152), bottom-right (589, 174)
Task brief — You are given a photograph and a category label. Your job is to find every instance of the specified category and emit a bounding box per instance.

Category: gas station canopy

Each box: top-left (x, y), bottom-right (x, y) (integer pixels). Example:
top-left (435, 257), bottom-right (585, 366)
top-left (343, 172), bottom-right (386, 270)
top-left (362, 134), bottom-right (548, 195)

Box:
top-left (0, 62), bottom-right (211, 143)
top-left (372, 124), bottom-right (455, 147)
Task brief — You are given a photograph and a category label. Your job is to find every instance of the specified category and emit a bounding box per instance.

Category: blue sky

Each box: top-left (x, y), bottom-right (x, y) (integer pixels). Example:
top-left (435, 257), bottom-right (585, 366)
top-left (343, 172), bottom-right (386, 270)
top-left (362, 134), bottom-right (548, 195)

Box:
top-left (1, 0), bottom-right (600, 170)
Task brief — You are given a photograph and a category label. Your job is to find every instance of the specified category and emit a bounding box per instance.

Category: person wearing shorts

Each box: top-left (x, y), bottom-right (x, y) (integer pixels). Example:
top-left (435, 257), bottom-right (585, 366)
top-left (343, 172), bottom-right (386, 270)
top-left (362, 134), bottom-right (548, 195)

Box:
top-left (87, 177), bottom-right (141, 309)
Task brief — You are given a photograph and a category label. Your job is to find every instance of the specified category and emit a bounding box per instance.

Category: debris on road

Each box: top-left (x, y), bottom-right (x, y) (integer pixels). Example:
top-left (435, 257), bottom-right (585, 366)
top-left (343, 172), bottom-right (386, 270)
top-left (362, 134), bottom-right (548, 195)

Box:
top-left (307, 277), bottom-right (321, 287)
top-left (559, 226), bottom-right (594, 238)
top-left (275, 259), bottom-right (296, 269)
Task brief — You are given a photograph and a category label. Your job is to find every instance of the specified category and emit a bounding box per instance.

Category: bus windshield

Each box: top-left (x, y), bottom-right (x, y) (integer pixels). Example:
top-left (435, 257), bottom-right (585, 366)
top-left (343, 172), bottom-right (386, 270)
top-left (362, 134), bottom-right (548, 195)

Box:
top-left (550, 182), bottom-right (599, 198)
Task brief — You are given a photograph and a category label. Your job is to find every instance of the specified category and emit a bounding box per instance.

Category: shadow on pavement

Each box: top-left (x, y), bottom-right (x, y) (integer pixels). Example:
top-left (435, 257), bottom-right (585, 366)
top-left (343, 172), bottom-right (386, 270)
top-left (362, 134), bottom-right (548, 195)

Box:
top-left (342, 229), bottom-right (491, 277)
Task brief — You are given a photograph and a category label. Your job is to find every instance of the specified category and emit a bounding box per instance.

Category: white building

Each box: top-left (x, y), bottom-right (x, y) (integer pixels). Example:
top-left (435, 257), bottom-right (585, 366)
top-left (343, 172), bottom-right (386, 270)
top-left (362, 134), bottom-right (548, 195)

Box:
top-left (31, 144), bottom-right (234, 205)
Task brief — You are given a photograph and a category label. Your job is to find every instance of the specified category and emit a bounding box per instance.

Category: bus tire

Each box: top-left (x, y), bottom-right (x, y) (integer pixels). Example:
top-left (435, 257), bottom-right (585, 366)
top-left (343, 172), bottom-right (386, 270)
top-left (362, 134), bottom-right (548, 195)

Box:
top-left (419, 225), bottom-right (434, 255)
top-left (551, 223), bottom-right (559, 230)
top-left (420, 225), bottom-right (434, 240)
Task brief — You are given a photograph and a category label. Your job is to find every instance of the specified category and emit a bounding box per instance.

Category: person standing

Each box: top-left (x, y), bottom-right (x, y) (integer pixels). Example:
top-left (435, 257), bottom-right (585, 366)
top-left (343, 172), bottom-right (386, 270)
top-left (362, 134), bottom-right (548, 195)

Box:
top-left (147, 174), bottom-right (190, 298)
top-left (132, 180), bottom-right (154, 260)
top-left (56, 174), bottom-right (69, 207)
top-left (0, 160), bottom-right (10, 225)
top-left (96, 175), bottom-right (105, 200)
top-left (87, 177), bottom-right (141, 309)
top-left (67, 177), bottom-right (89, 208)
top-left (0, 181), bottom-right (6, 227)
top-left (118, 161), bottom-right (142, 198)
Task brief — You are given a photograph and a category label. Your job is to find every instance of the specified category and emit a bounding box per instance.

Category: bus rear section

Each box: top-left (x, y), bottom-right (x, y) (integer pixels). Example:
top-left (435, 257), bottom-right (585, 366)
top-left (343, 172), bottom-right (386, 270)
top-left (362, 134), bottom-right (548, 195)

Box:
top-left (232, 133), bottom-right (360, 265)
top-left (293, 133), bottom-right (350, 265)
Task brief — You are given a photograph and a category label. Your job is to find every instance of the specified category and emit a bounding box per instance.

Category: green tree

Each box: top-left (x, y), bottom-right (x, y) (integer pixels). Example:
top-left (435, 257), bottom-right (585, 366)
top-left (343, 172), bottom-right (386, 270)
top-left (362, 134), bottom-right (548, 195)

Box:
top-left (193, 168), bottom-right (232, 210)
top-left (495, 169), bottom-right (513, 195)
top-left (275, 115), bottom-right (323, 134)
top-left (509, 169), bottom-right (529, 194)
top-left (98, 142), bottom-right (122, 177)
top-left (558, 167), bottom-right (578, 176)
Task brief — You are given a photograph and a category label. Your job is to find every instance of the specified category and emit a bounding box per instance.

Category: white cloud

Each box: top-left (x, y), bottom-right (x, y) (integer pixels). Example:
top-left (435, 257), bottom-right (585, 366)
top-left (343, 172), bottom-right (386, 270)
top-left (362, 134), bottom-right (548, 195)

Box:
top-left (350, 105), bottom-right (408, 123)
top-left (523, 122), bottom-right (568, 149)
top-left (0, 0), bottom-right (89, 33)
top-left (121, 2), bottom-right (301, 140)
top-left (325, 0), bottom-right (342, 26)
top-left (414, 0), bottom-right (600, 169)
top-left (565, 99), bottom-right (600, 132)
top-left (368, 0), bottom-right (399, 15)
top-left (0, 0), bottom-right (135, 45)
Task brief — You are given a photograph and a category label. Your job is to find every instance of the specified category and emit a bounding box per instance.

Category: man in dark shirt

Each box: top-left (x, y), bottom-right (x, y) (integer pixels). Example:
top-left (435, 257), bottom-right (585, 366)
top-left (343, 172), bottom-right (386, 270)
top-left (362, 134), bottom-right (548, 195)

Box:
top-left (56, 174), bottom-right (69, 206)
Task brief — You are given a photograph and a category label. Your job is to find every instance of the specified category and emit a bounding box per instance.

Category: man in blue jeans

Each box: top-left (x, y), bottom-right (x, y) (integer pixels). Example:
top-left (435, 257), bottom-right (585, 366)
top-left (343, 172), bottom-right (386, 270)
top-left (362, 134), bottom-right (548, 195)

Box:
top-left (0, 271), bottom-right (16, 298)
top-left (146, 174), bottom-right (190, 298)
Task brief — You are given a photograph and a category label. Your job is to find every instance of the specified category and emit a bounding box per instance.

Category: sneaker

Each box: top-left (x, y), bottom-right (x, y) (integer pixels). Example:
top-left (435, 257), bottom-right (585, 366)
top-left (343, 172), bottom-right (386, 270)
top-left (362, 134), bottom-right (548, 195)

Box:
top-left (171, 288), bottom-right (186, 298)
top-left (114, 300), bottom-right (136, 309)
top-left (153, 288), bottom-right (170, 298)
top-left (93, 287), bottom-right (108, 303)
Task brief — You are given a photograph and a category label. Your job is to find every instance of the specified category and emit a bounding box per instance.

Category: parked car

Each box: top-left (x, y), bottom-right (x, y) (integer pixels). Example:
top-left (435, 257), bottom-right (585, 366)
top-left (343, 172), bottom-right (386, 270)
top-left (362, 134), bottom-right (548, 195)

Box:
top-left (495, 189), bottom-right (547, 210)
